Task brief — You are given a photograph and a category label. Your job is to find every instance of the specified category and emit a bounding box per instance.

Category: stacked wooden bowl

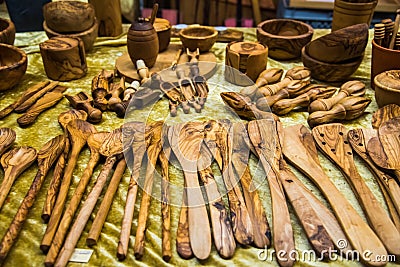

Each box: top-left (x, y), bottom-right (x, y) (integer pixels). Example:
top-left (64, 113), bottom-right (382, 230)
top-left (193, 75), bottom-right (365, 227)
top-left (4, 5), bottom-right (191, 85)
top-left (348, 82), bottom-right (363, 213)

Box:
top-left (302, 23), bottom-right (368, 82)
top-left (42, 1), bottom-right (98, 52)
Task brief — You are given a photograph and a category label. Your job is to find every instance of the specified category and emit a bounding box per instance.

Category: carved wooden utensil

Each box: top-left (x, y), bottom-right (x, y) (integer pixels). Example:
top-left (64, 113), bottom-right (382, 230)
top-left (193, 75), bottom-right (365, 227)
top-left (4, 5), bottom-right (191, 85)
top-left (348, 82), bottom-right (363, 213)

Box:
top-left (312, 124), bottom-right (400, 257)
top-left (0, 135), bottom-right (65, 263)
top-left (168, 122), bottom-right (211, 260)
top-left (0, 128), bottom-right (16, 157)
top-left (240, 68), bottom-right (284, 99)
top-left (198, 142), bottom-right (236, 259)
top-left (55, 128), bottom-right (126, 267)
top-left (17, 85), bottom-right (67, 127)
top-left (203, 120), bottom-right (253, 245)
top-left (176, 186), bottom-right (193, 259)
top-left (14, 81), bottom-right (59, 113)
top-left (282, 124), bottom-right (388, 267)
top-left (247, 119), bottom-right (295, 267)
top-left (41, 119), bottom-right (96, 253)
top-left (371, 104), bottom-right (400, 129)
top-left (134, 122), bottom-right (164, 259)
top-left (65, 92), bottom-right (102, 124)
top-left (348, 129), bottom-right (400, 220)
top-left (0, 146), bottom-right (37, 210)
top-left (117, 122), bottom-right (147, 261)
top-left (231, 122), bottom-right (270, 249)
top-left (44, 132), bottom-right (108, 266)
top-left (91, 69), bottom-right (114, 111)
top-left (41, 109), bottom-right (87, 222)
top-left (176, 67), bottom-right (202, 113)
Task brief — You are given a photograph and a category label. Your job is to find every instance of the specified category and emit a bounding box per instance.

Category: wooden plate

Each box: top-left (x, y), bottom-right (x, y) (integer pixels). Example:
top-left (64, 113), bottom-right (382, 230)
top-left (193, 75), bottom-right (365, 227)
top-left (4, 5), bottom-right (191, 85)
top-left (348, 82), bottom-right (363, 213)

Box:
top-left (115, 43), bottom-right (217, 84)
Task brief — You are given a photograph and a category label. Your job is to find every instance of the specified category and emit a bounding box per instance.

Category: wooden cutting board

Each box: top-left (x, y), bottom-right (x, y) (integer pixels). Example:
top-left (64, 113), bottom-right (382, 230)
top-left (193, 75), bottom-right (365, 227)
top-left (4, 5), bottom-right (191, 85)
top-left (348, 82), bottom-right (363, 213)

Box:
top-left (115, 43), bottom-right (217, 84)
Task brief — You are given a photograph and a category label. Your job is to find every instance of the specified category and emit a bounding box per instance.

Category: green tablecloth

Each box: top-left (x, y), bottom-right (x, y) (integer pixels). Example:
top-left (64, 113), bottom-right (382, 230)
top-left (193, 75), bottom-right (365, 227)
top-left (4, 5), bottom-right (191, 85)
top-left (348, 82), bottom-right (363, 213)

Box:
top-left (0, 26), bottom-right (396, 267)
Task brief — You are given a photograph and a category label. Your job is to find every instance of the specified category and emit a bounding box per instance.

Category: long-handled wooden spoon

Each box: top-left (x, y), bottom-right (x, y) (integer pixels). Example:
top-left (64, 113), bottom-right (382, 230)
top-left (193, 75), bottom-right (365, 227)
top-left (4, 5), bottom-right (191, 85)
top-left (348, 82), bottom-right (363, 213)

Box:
top-left (176, 186), bottom-right (193, 259)
top-left (117, 122), bottom-right (147, 261)
top-left (0, 146), bottom-right (37, 210)
top-left (248, 119), bottom-right (295, 267)
top-left (0, 135), bottom-right (65, 263)
top-left (168, 122), bottom-right (211, 260)
top-left (55, 128), bottom-right (126, 267)
top-left (282, 124), bottom-right (387, 267)
top-left (0, 128), bottom-right (16, 157)
top-left (44, 131), bottom-right (108, 266)
top-left (312, 123), bottom-right (400, 257)
top-left (41, 119), bottom-right (96, 253)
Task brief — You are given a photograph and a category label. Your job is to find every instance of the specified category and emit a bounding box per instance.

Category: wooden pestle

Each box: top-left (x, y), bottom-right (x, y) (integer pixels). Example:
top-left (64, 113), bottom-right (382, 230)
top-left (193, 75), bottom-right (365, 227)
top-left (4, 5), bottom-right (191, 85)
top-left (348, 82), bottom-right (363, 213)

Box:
top-left (0, 136), bottom-right (65, 263)
top-left (107, 77), bottom-right (126, 111)
top-left (65, 92), bottom-right (102, 124)
top-left (91, 69), bottom-right (114, 111)
top-left (272, 86), bottom-right (336, 115)
top-left (0, 128), bottom-right (16, 157)
top-left (239, 68), bottom-right (284, 98)
top-left (308, 80), bottom-right (366, 113)
top-left (308, 96), bottom-right (371, 128)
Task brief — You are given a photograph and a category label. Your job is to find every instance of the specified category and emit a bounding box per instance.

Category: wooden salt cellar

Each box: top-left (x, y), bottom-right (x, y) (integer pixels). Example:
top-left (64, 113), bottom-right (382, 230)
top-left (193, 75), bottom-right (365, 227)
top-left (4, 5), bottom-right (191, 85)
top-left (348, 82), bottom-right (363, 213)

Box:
top-left (225, 41), bottom-right (268, 86)
top-left (40, 37), bottom-right (87, 81)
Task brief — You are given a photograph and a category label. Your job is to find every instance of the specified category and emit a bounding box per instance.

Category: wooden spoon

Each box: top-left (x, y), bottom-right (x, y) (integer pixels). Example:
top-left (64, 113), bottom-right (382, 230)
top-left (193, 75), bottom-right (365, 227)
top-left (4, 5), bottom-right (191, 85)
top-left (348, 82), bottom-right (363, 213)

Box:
top-left (312, 124), bottom-right (400, 257)
top-left (44, 132), bottom-right (108, 266)
top-left (168, 122), bottom-right (211, 260)
top-left (371, 104), bottom-right (400, 129)
top-left (176, 186), bottom-right (193, 260)
top-left (117, 122), bottom-right (147, 261)
top-left (0, 146), bottom-right (37, 210)
top-left (0, 135), bottom-right (65, 263)
top-left (248, 119), bottom-right (295, 267)
top-left (282, 124), bottom-right (388, 267)
top-left (55, 128), bottom-right (126, 267)
top-left (0, 128), bottom-right (16, 157)
top-left (41, 119), bottom-right (96, 253)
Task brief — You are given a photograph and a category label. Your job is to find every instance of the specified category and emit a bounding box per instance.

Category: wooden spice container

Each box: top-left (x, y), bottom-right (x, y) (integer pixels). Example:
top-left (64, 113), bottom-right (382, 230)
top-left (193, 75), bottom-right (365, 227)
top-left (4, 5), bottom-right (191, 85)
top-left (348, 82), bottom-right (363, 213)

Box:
top-left (225, 41), bottom-right (268, 86)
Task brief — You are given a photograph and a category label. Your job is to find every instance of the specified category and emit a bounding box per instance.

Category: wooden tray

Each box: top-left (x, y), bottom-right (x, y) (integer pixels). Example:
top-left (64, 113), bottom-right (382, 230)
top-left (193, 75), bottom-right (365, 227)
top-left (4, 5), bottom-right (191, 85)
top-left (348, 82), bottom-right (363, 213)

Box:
top-left (115, 43), bottom-right (217, 84)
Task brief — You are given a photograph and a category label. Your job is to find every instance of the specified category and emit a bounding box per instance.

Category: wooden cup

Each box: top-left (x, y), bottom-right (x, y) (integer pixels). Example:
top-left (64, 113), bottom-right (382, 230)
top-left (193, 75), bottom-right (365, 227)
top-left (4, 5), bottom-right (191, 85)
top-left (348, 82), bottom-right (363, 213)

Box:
top-left (331, 0), bottom-right (377, 31)
top-left (0, 18), bottom-right (16, 45)
top-left (371, 40), bottom-right (400, 89)
top-left (40, 37), bottom-right (87, 81)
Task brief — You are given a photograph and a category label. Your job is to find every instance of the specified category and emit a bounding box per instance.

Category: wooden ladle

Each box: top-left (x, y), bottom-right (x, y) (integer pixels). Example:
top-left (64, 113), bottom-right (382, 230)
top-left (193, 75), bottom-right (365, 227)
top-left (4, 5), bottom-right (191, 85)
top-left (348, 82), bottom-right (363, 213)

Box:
top-left (0, 135), bottom-right (65, 263)
top-left (282, 124), bottom-right (388, 267)
top-left (168, 122), bottom-right (211, 260)
top-left (312, 124), bottom-right (400, 257)
top-left (0, 128), bottom-right (16, 157)
top-left (0, 146), bottom-right (37, 210)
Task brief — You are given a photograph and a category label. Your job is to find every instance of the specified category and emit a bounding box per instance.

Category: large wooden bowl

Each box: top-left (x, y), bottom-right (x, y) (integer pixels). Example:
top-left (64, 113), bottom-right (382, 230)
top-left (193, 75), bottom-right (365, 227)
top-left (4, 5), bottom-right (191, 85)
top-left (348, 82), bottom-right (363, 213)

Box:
top-left (0, 44), bottom-right (27, 91)
top-left (374, 70), bottom-right (400, 107)
top-left (301, 45), bottom-right (363, 82)
top-left (179, 26), bottom-right (217, 52)
top-left (43, 1), bottom-right (95, 33)
top-left (0, 18), bottom-right (15, 45)
top-left (257, 19), bottom-right (313, 60)
top-left (43, 18), bottom-right (98, 52)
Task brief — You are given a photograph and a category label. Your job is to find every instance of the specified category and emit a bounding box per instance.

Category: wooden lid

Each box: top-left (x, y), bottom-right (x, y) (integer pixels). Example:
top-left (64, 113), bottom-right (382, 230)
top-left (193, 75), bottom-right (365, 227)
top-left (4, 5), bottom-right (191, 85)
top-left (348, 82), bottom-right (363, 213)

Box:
top-left (39, 37), bottom-right (80, 50)
top-left (375, 70), bottom-right (400, 91)
top-left (229, 41), bottom-right (266, 55)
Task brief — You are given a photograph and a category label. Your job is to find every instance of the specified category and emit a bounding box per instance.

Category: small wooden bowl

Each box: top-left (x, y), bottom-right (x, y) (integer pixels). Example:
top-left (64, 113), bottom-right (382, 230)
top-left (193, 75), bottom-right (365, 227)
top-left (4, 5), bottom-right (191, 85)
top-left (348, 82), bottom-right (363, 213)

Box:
top-left (0, 44), bottom-right (27, 91)
top-left (154, 18), bottom-right (171, 52)
top-left (43, 1), bottom-right (95, 33)
top-left (374, 70), bottom-right (400, 107)
top-left (179, 26), bottom-right (218, 52)
top-left (43, 18), bottom-right (98, 52)
top-left (0, 18), bottom-right (15, 45)
top-left (257, 19), bottom-right (313, 60)
top-left (301, 45), bottom-right (363, 82)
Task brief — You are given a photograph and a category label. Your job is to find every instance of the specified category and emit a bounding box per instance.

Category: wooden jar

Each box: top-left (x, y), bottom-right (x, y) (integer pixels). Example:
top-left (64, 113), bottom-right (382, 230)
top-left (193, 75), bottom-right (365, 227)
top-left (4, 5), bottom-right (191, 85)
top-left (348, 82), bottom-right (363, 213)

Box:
top-left (374, 70), bottom-right (400, 107)
top-left (331, 0), bottom-right (377, 31)
top-left (225, 41), bottom-right (268, 86)
top-left (40, 37), bottom-right (87, 81)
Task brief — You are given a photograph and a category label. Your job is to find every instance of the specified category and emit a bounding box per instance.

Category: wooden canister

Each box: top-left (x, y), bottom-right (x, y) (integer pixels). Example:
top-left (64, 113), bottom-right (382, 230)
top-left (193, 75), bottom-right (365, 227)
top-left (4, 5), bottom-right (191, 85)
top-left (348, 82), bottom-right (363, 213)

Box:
top-left (331, 0), bottom-right (377, 31)
top-left (40, 36), bottom-right (87, 81)
top-left (225, 41), bottom-right (268, 86)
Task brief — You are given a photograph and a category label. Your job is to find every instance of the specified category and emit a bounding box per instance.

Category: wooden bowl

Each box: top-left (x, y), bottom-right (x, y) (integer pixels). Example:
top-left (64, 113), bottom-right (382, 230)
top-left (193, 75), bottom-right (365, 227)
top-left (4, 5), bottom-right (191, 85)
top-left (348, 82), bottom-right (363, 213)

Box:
top-left (154, 18), bottom-right (171, 52)
top-left (43, 1), bottom-right (95, 33)
top-left (374, 70), bottom-right (400, 107)
top-left (301, 45), bottom-right (363, 82)
top-left (306, 23), bottom-right (368, 63)
top-left (179, 26), bottom-right (217, 52)
top-left (0, 44), bottom-right (27, 91)
top-left (257, 19), bottom-right (313, 60)
top-left (0, 18), bottom-right (15, 45)
top-left (43, 18), bottom-right (98, 52)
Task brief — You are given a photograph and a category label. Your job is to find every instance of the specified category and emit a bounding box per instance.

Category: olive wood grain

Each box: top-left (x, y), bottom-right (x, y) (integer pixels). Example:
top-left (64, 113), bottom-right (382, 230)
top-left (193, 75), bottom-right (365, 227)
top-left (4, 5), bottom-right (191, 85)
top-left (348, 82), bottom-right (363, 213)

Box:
top-left (377, 117), bottom-right (400, 180)
top-left (168, 122), bottom-right (211, 260)
top-left (0, 146), bottom-right (37, 210)
top-left (0, 135), bottom-right (65, 263)
top-left (176, 187), bottom-right (193, 259)
top-left (0, 128), bottom-right (16, 157)
top-left (371, 104), bottom-right (400, 129)
top-left (312, 124), bottom-right (400, 257)
top-left (91, 69), bottom-right (113, 111)
top-left (65, 92), bottom-right (102, 124)
top-left (248, 119), bottom-right (295, 267)
top-left (14, 81), bottom-right (59, 113)
top-left (282, 124), bottom-right (388, 266)
top-left (40, 120), bottom-right (96, 254)
top-left (239, 68), bottom-right (283, 99)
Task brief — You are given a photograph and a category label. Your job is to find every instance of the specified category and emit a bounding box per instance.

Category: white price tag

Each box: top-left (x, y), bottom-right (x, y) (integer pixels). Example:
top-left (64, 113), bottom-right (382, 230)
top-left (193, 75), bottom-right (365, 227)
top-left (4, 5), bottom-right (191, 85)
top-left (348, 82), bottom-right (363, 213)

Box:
top-left (69, 248), bottom-right (94, 263)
